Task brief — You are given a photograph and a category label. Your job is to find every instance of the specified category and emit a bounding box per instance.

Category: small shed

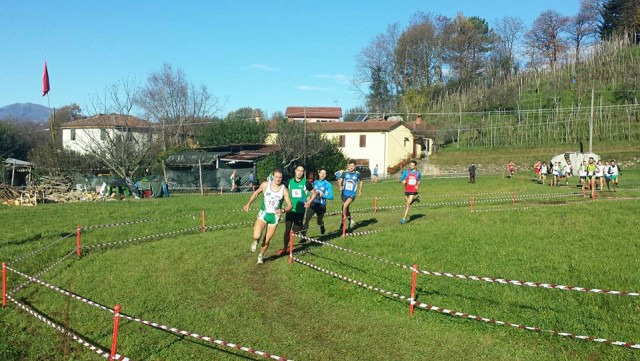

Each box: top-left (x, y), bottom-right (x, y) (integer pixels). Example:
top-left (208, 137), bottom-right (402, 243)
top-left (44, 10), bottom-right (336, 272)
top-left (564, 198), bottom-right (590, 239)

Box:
top-left (3, 158), bottom-right (34, 186)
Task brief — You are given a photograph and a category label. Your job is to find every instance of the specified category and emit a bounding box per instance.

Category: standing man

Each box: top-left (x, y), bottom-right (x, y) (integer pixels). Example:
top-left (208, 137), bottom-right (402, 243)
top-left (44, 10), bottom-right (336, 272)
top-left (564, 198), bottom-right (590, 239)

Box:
top-left (230, 170), bottom-right (237, 192)
top-left (243, 169), bottom-right (292, 264)
top-left (303, 167), bottom-right (333, 236)
top-left (372, 164), bottom-right (379, 183)
top-left (279, 165), bottom-right (314, 255)
top-left (248, 171), bottom-right (255, 191)
top-left (400, 160), bottom-right (422, 224)
top-left (468, 163), bottom-right (476, 183)
top-left (338, 159), bottom-right (363, 233)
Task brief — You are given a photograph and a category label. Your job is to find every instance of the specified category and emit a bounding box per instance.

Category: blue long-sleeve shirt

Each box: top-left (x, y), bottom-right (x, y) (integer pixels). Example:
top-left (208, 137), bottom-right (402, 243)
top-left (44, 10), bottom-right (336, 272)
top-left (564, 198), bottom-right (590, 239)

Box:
top-left (312, 179), bottom-right (334, 206)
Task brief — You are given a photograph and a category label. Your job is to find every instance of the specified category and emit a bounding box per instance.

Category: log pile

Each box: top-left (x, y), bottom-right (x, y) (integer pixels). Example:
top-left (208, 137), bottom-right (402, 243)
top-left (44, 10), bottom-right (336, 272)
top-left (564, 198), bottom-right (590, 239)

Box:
top-left (2, 176), bottom-right (128, 206)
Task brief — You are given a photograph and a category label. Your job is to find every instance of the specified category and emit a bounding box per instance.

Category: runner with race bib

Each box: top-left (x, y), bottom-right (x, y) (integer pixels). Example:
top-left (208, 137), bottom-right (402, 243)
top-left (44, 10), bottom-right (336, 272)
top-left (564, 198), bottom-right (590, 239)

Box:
top-left (400, 160), bottom-right (422, 224)
top-left (337, 159), bottom-right (363, 233)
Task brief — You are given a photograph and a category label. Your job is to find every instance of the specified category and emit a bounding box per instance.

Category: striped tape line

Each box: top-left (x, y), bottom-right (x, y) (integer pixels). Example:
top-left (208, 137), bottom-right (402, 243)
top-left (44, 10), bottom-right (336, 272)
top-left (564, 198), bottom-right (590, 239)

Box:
top-left (8, 232), bottom-right (74, 265)
top-left (9, 249), bottom-right (77, 295)
top-left (293, 257), bottom-right (640, 350)
top-left (7, 295), bottom-right (130, 360)
top-left (6, 267), bottom-right (292, 360)
top-left (295, 233), bottom-right (640, 297)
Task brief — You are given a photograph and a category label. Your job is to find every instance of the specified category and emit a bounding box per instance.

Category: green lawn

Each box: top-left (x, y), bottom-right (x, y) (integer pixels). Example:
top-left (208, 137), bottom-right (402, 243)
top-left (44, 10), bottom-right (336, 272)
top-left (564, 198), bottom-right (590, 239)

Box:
top-left (1, 170), bottom-right (640, 360)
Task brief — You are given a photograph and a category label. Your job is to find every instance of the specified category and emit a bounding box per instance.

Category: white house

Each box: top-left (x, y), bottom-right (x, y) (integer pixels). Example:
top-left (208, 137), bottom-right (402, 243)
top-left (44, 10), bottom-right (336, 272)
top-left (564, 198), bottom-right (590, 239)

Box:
top-left (61, 114), bottom-right (154, 155)
top-left (267, 120), bottom-right (415, 177)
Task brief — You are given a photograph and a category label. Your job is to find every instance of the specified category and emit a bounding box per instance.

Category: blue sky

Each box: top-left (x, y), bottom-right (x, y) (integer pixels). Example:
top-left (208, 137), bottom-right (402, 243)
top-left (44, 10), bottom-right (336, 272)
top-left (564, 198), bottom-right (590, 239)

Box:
top-left (1, 1), bottom-right (581, 118)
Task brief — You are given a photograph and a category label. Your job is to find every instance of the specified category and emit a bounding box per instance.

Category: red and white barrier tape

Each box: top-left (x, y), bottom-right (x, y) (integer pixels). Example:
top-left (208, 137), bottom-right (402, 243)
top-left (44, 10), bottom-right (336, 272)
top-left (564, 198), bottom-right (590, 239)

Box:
top-left (8, 232), bottom-right (74, 265)
top-left (367, 190), bottom-right (579, 200)
top-left (6, 267), bottom-right (292, 360)
top-left (295, 234), bottom-right (640, 297)
top-left (10, 249), bottom-right (77, 295)
top-left (81, 226), bottom-right (202, 250)
top-left (293, 256), bottom-right (640, 350)
top-left (118, 313), bottom-right (293, 361)
top-left (7, 295), bottom-right (130, 360)
top-left (82, 212), bottom-right (198, 230)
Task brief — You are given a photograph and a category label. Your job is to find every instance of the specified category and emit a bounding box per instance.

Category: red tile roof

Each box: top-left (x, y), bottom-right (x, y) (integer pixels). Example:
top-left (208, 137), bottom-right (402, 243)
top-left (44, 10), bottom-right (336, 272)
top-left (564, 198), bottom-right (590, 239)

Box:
top-left (267, 119), bottom-right (407, 133)
top-left (61, 114), bottom-right (152, 129)
top-left (285, 107), bottom-right (342, 119)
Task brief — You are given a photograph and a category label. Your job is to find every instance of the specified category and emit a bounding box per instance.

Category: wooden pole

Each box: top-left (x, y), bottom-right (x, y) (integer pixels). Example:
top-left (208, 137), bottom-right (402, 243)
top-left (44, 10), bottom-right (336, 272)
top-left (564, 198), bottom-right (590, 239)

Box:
top-left (198, 160), bottom-right (204, 196)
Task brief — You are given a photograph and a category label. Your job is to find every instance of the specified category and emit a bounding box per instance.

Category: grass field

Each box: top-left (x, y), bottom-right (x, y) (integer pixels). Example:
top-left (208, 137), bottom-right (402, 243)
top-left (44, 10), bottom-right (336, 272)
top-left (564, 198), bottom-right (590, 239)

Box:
top-left (1, 169), bottom-right (640, 360)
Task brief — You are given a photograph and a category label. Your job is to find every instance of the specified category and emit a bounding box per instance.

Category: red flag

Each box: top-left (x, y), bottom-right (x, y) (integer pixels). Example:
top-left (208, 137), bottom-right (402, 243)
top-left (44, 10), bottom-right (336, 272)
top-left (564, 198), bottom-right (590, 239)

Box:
top-left (42, 60), bottom-right (50, 96)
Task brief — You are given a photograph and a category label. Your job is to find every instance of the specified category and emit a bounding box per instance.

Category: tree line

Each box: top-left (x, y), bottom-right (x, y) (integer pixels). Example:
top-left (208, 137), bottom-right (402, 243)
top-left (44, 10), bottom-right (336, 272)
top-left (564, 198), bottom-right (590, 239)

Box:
top-left (355, 0), bottom-right (639, 115)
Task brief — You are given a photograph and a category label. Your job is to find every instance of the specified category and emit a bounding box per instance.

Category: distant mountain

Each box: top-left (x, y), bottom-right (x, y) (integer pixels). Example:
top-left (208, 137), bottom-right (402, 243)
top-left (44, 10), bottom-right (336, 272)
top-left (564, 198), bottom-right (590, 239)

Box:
top-left (0, 103), bottom-right (50, 122)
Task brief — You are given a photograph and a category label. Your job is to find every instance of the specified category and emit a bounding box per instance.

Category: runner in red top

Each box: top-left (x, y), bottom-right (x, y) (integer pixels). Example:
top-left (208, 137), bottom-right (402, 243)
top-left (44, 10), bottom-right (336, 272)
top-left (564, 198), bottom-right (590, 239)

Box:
top-left (399, 160), bottom-right (422, 224)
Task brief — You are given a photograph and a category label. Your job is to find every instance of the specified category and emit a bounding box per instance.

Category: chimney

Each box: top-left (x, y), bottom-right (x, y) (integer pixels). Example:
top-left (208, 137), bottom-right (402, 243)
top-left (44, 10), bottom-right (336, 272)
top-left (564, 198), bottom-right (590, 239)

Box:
top-left (416, 115), bottom-right (422, 125)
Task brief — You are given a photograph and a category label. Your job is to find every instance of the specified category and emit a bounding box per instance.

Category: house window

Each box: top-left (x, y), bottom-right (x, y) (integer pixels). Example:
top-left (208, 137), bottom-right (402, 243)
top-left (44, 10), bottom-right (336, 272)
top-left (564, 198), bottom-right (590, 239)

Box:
top-left (70, 129), bottom-right (75, 141)
top-left (359, 135), bottom-right (366, 147)
top-left (338, 135), bottom-right (345, 147)
top-left (100, 129), bottom-right (106, 140)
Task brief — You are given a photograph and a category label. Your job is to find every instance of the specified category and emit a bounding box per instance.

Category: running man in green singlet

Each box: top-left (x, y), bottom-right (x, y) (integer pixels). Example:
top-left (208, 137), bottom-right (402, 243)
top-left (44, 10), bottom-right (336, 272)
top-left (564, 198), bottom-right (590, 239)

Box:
top-left (243, 169), bottom-right (292, 264)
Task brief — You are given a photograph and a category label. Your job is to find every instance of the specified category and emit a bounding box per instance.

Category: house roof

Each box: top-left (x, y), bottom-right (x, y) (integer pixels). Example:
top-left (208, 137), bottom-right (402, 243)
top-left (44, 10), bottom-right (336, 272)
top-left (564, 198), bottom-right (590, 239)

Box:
top-left (61, 114), bottom-right (152, 129)
top-left (219, 144), bottom-right (279, 163)
top-left (285, 107), bottom-right (342, 119)
top-left (267, 120), bottom-right (407, 133)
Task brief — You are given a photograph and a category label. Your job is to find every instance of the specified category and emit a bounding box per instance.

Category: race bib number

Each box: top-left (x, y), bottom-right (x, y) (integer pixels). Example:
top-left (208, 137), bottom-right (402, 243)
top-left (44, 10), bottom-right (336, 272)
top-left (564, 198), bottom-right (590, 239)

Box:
top-left (292, 189), bottom-right (302, 198)
top-left (345, 180), bottom-right (355, 191)
top-left (408, 178), bottom-right (417, 186)
top-left (268, 199), bottom-right (279, 208)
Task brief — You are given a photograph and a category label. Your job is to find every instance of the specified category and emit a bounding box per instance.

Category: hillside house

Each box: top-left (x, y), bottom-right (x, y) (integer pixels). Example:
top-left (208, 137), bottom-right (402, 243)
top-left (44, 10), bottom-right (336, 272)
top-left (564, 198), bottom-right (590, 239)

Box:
top-left (267, 120), bottom-right (416, 177)
top-left (61, 114), bottom-right (154, 155)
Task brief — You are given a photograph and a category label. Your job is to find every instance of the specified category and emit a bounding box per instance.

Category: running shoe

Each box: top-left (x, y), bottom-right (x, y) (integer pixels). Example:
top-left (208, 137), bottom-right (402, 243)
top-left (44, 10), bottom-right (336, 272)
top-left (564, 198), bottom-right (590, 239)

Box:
top-left (250, 241), bottom-right (258, 253)
top-left (320, 224), bottom-right (326, 235)
top-left (400, 218), bottom-right (406, 224)
top-left (276, 248), bottom-right (287, 256)
top-left (257, 255), bottom-right (264, 264)
top-left (350, 219), bottom-right (355, 228)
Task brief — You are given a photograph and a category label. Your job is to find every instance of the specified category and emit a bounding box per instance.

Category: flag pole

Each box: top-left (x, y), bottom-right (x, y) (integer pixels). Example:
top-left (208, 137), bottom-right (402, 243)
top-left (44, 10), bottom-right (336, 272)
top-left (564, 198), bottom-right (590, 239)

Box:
top-left (47, 94), bottom-right (55, 144)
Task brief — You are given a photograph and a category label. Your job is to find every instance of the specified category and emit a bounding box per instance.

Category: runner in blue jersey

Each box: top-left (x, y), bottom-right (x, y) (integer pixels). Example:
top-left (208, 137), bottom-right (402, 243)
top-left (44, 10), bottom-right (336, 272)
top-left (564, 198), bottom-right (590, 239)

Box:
top-left (303, 167), bottom-right (334, 236)
top-left (337, 159), bottom-right (363, 233)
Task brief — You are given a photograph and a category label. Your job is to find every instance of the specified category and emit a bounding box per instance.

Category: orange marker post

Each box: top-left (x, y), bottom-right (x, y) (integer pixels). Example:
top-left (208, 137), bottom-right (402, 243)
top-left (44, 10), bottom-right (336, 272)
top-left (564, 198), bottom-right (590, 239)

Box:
top-left (410, 264), bottom-right (418, 316)
top-left (201, 210), bottom-right (206, 233)
top-left (76, 225), bottom-right (82, 257)
top-left (374, 197), bottom-right (378, 214)
top-left (512, 191), bottom-right (516, 207)
top-left (109, 304), bottom-right (121, 361)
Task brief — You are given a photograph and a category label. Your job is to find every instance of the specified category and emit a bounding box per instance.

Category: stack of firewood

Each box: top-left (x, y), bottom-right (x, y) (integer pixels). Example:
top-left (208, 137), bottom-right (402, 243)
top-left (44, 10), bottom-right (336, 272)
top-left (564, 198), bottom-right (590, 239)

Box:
top-left (2, 176), bottom-right (118, 206)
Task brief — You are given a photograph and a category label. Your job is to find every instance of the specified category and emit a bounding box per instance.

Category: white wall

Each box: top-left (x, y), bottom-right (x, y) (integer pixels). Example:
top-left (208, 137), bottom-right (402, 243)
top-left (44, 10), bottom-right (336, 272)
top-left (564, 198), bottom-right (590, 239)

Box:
top-left (62, 128), bottom-right (151, 155)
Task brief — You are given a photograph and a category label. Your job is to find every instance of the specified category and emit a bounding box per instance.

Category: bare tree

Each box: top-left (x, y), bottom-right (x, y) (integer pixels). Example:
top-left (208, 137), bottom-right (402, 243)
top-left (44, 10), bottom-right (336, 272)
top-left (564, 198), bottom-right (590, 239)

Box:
top-left (525, 10), bottom-right (570, 69)
top-left (492, 16), bottom-right (525, 79)
top-left (79, 81), bottom-right (161, 186)
top-left (566, 0), bottom-right (601, 63)
top-left (354, 23), bottom-right (402, 113)
top-left (136, 64), bottom-right (220, 150)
